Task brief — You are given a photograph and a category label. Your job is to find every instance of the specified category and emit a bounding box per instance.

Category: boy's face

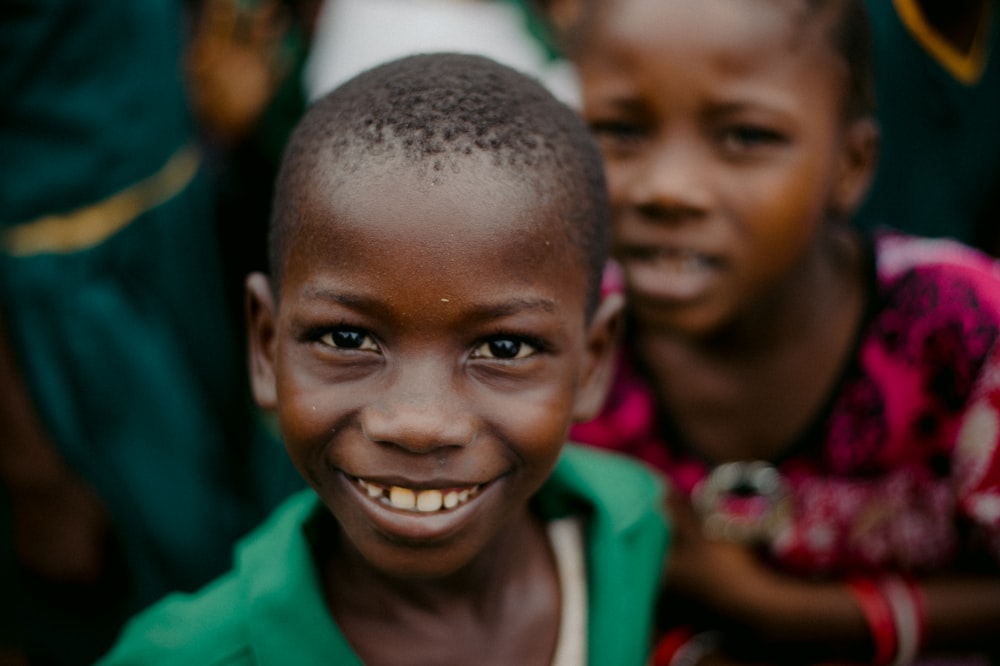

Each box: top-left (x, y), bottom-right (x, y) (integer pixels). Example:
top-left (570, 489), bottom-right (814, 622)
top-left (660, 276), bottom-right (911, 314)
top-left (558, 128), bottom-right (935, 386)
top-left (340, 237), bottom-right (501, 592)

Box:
top-left (247, 159), bottom-right (619, 579)
top-left (576, 0), bottom-right (876, 334)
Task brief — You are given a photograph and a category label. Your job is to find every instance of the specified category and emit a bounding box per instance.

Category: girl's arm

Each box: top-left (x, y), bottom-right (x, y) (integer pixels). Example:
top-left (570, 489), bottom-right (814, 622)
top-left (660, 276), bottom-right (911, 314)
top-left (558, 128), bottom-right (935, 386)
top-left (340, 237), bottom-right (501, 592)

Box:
top-left (662, 494), bottom-right (1000, 664)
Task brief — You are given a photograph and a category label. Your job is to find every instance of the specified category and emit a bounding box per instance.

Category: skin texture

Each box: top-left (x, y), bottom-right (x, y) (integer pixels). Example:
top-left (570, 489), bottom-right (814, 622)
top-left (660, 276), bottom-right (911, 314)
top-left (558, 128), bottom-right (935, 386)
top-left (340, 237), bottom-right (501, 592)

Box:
top-left (246, 156), bottom-right (621, 665)
top-left (572, 0), bottom-right (1000, 662)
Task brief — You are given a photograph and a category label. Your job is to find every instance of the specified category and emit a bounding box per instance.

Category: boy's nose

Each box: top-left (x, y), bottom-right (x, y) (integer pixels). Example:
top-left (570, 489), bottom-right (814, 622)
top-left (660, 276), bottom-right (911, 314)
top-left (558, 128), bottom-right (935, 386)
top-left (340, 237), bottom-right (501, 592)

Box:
top-left (361, 361), bottom-right (477, 454)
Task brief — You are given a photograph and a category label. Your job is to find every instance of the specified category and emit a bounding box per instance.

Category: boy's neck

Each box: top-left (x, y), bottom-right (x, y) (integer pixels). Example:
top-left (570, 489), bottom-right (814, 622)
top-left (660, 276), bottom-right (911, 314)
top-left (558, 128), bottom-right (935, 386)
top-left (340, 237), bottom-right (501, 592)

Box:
top-left (318, 507), bottom-right (562, 665)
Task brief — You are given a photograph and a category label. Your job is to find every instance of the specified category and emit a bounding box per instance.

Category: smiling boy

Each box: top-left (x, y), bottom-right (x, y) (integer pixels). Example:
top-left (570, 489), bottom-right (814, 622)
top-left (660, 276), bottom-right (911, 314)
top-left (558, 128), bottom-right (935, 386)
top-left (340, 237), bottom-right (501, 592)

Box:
top-left (98, 53), bottom-right (670, 666)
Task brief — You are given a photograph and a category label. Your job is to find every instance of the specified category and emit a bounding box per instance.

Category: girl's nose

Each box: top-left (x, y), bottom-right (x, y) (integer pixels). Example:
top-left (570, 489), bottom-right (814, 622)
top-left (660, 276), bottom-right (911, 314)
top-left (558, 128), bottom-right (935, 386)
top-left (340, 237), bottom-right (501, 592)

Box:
top-left (360, 360), bottom-right (476, 454)
top-left (625, 136), bottom-right (711, 222)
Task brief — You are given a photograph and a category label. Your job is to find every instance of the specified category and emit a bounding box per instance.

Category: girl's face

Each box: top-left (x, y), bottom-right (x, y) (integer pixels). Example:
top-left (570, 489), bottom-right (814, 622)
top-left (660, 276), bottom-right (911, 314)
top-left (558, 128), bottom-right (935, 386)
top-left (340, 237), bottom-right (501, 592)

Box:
top-left (247, 159), bottom-right (619, 580)
top-left (576, 0), bottom-right (875, 335)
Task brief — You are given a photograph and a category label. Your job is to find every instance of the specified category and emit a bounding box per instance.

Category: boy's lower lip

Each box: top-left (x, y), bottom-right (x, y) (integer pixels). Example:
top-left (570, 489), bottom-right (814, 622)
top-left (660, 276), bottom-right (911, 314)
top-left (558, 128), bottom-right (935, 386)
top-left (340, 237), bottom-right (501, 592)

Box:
top-left (340, 471), bottom-right (499, 543)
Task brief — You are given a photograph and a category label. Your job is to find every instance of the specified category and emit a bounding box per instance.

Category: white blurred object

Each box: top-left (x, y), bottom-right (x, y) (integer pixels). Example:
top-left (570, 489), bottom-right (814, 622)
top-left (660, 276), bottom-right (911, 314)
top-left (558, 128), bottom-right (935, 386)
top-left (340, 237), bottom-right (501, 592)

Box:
top-left (304, 0), bottom-right (581, 108)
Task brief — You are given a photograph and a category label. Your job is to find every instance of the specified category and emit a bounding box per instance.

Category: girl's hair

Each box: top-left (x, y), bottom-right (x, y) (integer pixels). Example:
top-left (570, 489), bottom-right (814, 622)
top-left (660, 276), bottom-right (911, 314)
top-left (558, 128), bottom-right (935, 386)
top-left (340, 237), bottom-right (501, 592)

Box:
top-left (560, 0), bottom-right (875, 119)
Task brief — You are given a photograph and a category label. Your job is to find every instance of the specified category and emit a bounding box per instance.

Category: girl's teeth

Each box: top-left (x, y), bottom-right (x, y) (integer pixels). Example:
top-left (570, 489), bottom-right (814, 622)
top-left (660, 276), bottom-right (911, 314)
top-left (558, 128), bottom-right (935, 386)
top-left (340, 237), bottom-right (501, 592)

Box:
top-left (656, 251), bottom-right (705, 272)
top-left (357, 478), bottom-right (480, 513)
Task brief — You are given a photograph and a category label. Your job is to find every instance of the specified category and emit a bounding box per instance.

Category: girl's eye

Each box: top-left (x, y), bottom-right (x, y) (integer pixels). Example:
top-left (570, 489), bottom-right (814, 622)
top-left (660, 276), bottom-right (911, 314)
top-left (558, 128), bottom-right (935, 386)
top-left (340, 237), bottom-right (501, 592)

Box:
top-left (721, 125), bottom-right (786, 153)
top-left (588, 119), bottom-right (647, 151)
top-left (319, 328), bottom-right (379, 352)
top-left (589, 119), bottom-right (643, 139)
top-left (472, 337), bottom-right (538, 360)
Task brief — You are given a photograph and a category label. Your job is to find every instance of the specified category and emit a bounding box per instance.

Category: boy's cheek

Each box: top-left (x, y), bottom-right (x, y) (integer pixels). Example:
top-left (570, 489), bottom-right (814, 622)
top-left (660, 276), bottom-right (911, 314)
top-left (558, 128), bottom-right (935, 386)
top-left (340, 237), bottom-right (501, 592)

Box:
top-left (278, 385), bottom-right (350, 431)
top-left (486, 390), bottom-right (577, 453)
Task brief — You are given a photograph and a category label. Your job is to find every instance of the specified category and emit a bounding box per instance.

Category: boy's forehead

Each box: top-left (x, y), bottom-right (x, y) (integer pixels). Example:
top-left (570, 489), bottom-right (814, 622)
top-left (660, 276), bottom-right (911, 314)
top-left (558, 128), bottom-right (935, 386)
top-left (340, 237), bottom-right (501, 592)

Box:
top-left (281, 157), bottom-right (591, 313)
top-left (303, 156), bottom-right (557, 235)
top-left (295, 156), bottom-right (570, 257)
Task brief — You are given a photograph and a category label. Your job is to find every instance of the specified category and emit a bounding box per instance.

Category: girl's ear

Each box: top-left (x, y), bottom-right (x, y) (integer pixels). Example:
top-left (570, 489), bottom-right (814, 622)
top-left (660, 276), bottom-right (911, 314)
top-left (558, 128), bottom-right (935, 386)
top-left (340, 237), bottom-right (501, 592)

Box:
top-left (572, 291), bottom-right (624, 422)
top-left (245, 272), bottom-right (279, 411)
top-left (831, 116), bottom-right (879, 217)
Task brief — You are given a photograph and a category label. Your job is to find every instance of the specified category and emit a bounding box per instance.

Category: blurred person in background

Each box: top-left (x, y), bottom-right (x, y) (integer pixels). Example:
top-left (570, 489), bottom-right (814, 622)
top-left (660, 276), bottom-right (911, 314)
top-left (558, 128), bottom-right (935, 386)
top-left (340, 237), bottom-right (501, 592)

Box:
top-left (185, 0), bottom-right (322, 321)
top-left (0, 2), bottom-right (300, 663)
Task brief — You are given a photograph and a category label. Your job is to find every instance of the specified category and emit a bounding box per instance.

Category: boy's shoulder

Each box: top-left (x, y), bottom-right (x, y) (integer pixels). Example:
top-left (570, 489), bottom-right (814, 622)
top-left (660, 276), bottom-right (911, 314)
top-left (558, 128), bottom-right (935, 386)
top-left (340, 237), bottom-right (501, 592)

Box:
top-left (544, 445), bottom-right (669, 666)
top-left (542, 444), bottom-right (668, 533)
top-left (98, 489), bottom-right (356, 666)
top-left (98, 572), bottom-right (253, 665)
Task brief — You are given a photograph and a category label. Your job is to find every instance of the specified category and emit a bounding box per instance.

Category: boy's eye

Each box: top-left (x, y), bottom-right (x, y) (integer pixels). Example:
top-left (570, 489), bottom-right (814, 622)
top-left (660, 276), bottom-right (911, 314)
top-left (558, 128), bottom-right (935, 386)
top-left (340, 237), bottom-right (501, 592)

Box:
top-left (720, 125), bottom-right (786, 153)
top-left (319, 328), bottom-right (379, 352)
top-left (472, 337), bottom-right (538, 360)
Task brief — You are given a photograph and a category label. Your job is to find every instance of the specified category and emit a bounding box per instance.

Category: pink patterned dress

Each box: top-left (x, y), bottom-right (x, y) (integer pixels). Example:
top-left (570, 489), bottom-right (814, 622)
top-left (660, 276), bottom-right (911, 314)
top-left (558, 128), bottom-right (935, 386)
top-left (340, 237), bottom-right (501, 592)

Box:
top-left (572, 232), bottom-right (1000, 577)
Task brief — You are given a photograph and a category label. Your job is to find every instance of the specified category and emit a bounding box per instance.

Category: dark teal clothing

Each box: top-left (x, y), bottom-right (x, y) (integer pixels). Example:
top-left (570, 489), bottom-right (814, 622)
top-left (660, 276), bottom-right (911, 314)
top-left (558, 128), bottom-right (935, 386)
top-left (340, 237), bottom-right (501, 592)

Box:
top-left (858, 0), bottom-right (1000, 247)
top-left (99, 445), bottom-right (671, 666)
top-left (0, 2), bottom-right (301, 663)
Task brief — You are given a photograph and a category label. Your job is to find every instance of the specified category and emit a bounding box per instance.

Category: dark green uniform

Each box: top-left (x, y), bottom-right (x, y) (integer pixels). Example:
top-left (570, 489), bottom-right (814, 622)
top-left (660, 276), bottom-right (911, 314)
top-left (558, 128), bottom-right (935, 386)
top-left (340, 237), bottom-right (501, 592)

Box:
top-left (858, 0), bottom-right (1000, 248)
top-left (0, 2), bottom-right (300, 663)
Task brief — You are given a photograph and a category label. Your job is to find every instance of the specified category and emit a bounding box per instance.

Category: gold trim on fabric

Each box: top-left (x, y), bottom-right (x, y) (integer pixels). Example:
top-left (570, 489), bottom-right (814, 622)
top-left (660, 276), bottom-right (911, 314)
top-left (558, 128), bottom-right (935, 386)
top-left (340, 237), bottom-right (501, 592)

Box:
top-left (2, 145), bottom-right (201, 256)
top-left (893, 0), bottom-right (993, 85)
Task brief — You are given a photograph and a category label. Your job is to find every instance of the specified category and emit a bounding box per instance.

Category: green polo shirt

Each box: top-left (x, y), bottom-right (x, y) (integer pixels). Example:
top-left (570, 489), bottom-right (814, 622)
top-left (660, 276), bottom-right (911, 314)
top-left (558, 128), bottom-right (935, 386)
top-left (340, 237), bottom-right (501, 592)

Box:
top-left (100, 444), bottom-right (670, 666)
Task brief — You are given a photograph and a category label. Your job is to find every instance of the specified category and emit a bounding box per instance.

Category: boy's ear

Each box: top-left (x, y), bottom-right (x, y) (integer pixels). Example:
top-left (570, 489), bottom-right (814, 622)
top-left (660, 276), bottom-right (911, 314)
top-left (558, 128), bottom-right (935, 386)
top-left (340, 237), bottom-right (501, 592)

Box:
top-left (572, 291), bottom-right (624, 422)
top-left (831, 116), bottom-right (879, 217)
top-left (246, 272), bottom-right (279, 411)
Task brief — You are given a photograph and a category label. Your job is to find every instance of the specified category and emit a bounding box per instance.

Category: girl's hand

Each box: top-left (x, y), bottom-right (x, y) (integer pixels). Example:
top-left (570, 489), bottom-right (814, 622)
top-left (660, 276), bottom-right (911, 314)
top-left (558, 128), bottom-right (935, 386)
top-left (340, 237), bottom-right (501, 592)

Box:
top-left (663, 492), bottom-right (776, 621)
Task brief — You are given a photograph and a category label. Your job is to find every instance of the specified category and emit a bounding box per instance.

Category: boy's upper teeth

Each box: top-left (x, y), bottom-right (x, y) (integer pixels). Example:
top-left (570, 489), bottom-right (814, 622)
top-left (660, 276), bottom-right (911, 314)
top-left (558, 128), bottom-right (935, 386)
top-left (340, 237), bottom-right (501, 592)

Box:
top-left (356, 477), bottom-right (481, 513)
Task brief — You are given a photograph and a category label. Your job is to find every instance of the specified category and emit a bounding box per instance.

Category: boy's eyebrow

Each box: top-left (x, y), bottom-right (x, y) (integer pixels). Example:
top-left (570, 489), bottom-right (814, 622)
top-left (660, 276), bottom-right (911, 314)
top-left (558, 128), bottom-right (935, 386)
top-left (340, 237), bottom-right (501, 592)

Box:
top-left (467, 298), bottom-right (558, 318)
top-left (301, 287), bottom-right (557, 316)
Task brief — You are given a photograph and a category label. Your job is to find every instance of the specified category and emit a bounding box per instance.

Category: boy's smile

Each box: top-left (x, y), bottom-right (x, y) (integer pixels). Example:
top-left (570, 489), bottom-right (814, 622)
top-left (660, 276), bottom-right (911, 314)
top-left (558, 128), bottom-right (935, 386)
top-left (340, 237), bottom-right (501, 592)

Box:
top-left (247, 159), bottom-right (617, 578)
top-left (343, 472), bottom-right (500, 544)
top-left (352, 474), bottom-right (485, 514)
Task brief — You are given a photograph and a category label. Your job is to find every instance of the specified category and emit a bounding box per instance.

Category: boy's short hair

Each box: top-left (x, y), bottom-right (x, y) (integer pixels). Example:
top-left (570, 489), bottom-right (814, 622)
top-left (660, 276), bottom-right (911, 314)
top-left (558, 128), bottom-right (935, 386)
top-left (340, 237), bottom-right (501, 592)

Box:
top-left (270, 52), bottom-right (610, 313)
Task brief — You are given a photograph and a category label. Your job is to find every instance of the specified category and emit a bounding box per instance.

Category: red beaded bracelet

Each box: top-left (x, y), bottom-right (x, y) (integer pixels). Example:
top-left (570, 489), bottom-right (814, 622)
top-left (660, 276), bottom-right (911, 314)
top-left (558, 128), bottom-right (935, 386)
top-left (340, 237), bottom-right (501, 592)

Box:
top-left (847, 577), bottom-right (897, 665)
top-left (652, 626), bottom-right (696, 666)
top-left (881, 575), bottom-right (927, 665)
